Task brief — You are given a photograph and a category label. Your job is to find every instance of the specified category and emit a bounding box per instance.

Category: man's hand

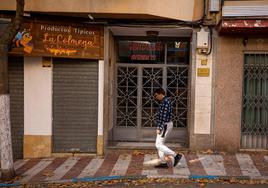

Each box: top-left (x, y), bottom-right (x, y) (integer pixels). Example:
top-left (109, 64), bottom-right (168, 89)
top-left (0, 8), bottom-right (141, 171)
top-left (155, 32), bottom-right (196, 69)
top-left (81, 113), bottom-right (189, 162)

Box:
top-left (156, 129), bottom-right (161, 134)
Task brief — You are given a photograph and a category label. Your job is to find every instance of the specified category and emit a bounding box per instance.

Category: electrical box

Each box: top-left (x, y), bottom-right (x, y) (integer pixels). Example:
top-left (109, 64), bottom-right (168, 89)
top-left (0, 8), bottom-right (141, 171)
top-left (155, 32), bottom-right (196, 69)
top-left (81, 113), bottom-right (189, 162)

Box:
top-left (209, 0), bottom-right (220, 12)
top-left (197, 28), bottom-right (209, 49)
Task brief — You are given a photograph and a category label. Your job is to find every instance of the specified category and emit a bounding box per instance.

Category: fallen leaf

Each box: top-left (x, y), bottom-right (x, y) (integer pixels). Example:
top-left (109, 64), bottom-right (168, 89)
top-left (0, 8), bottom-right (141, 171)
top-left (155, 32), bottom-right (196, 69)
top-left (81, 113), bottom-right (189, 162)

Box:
top-left (198, 182), bottom-right (206, 187)
top-left (203, 149), bottom-right (213, 154)
top-left (42, 171), bottom-right (54, 177)
top-left (133, 150), bottom-right (145, 156)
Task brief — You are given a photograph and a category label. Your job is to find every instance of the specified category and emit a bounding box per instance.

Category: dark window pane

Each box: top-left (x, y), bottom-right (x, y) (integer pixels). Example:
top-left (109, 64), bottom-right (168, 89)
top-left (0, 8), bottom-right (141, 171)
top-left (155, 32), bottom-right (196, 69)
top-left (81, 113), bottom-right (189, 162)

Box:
top-left (167, 41), bottom-right (189, 64)
top-left (118, 41), bottom-right (165, 64)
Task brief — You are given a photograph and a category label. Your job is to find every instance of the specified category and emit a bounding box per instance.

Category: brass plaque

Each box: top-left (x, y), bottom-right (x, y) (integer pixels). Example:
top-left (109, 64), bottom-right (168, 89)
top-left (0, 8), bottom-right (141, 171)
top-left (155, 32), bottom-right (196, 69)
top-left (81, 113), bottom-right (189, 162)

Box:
top-left (197, 68), bottom-right (210, 77)
top-left (201, 59), bottom-right (208, 65)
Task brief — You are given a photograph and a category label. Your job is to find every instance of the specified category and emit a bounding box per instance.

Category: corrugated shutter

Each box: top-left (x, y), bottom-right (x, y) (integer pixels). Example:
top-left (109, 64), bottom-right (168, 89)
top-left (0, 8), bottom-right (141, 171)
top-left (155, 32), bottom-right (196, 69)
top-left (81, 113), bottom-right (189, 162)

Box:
top-left (8, 56), bottom-right (24, 159)
top-left (53, 58), bottom-right (98, 153)
top-left (222, 5), bottom-right (268, 17)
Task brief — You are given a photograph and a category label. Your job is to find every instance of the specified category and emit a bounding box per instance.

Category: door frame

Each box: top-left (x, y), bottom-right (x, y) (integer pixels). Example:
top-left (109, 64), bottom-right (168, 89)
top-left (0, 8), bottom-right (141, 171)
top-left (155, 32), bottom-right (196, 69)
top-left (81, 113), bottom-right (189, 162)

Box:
top-left (113, 62), bottom-right (189, 143)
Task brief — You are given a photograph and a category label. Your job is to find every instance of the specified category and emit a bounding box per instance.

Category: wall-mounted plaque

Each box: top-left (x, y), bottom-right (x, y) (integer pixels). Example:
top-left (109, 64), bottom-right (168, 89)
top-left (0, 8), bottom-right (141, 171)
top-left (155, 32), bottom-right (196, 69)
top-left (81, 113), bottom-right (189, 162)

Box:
top-left (197, 68), bottom-right (210, 77)
top-left (201, 59), bottom-right (208, 65)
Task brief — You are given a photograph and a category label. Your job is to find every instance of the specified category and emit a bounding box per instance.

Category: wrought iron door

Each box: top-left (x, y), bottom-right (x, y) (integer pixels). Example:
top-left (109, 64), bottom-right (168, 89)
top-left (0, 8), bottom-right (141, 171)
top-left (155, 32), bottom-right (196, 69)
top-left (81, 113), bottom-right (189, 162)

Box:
top-left (114, 64), bottom-right (188, 142)
top-left (241, 53), bottom-right (268, 149)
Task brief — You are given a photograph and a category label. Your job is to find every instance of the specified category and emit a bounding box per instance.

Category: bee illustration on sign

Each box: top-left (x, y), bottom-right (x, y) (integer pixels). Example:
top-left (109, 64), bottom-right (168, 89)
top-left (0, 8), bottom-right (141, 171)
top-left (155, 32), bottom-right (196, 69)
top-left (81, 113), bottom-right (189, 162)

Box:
top-left (13, 29), bottom-right (33, 53)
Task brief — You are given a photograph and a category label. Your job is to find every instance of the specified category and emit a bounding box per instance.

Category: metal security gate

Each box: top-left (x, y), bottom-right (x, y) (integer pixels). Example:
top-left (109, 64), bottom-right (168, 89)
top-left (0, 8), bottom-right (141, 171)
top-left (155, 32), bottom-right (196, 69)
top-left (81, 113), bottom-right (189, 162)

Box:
top-left (53, 58), bottom-right (98, 153)
top-left (241, 53), bottom-right (268, 149)
top-left (114, 40), bottom-right (189, 143)
top-left (8, 56), bottom-right (24, 159)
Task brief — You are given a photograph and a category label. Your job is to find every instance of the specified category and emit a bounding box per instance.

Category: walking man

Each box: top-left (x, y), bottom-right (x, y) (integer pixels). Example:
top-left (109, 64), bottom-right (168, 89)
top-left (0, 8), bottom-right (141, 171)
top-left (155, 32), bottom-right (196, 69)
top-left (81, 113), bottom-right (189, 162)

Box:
top-left (153, 88), bottom-right (182, 168)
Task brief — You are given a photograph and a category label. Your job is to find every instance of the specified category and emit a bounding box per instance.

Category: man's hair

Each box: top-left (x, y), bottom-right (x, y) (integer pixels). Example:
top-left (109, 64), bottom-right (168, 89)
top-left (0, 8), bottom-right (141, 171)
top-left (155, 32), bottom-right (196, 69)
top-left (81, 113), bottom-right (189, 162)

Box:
top-left (154, 88), bottom-right (165, 95)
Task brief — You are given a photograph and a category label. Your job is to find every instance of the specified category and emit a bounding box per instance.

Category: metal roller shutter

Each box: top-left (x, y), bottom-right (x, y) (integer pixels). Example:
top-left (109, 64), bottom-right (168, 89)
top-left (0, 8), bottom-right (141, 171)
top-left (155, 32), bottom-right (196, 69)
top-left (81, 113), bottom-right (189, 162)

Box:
top-left (8, 56), bottom-right (24, 159)
top-left (53, 58), bottom-right (98, 153)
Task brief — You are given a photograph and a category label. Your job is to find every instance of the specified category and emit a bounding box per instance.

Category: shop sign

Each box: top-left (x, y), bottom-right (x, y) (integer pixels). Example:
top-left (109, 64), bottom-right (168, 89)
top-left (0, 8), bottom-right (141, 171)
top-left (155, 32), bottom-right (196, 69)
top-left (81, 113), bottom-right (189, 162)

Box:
top-left (219, 19), bottom-right (268, 34)
top-left (10, 21), bottom-right (104, 59)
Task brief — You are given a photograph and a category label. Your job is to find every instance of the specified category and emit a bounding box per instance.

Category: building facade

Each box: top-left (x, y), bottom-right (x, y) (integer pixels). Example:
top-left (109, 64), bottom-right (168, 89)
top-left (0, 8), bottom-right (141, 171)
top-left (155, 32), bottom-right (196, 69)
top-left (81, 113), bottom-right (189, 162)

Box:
top-left (216, 0), bottom-right (268, 151)
top-left (0, 0), bottom-right (267, 159)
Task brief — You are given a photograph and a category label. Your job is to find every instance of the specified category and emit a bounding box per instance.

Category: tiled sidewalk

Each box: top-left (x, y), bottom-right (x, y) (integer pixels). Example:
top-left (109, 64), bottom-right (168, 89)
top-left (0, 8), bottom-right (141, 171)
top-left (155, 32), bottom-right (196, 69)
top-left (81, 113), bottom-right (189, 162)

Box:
top-left (12, 150), bottom-right (268, 183)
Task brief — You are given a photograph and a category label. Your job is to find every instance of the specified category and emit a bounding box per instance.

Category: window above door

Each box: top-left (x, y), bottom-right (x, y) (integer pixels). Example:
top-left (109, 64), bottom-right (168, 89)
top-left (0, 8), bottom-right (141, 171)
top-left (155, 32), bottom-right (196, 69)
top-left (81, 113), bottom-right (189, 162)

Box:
top-left (117, 40), bottom-right (190, 65)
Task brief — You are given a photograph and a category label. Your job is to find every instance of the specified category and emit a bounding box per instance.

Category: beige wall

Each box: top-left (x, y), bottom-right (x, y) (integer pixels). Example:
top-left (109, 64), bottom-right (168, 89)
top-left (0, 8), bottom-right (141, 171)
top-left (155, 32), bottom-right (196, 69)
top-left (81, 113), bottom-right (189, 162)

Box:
top-left (215, 35), bottom-right (268, 152)
top-left (189, 29), bottom-right (215, 151)
top-left (0, 0), bottom-right (203, 21)
top-left (24, 57), bottom-right (52, 136)
top-left (24, 57), bottom-right (52, 158)
top-left (194, 53), bottom-right (213, 134)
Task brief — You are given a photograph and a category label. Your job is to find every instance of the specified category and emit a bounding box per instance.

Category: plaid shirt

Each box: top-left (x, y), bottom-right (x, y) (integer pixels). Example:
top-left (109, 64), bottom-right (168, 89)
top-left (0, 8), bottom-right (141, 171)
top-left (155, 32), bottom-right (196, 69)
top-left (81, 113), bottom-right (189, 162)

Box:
top-left (156, 96), bottom-right (173, 131)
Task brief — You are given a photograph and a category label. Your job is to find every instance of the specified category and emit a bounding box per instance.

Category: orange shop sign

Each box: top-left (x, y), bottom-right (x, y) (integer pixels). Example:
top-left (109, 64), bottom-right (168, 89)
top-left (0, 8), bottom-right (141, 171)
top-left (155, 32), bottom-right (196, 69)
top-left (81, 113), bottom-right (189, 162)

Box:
top-left (10, 21), bottom-right (104, 59)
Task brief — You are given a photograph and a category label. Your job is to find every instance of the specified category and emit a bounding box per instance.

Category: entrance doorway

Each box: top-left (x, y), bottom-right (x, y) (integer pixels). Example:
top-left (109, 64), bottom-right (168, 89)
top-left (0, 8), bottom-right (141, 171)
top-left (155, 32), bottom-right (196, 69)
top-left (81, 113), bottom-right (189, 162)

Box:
top-left (113, 39), bottom-right (190, 145)
top-left (241, 53), bottom-right (268, 149)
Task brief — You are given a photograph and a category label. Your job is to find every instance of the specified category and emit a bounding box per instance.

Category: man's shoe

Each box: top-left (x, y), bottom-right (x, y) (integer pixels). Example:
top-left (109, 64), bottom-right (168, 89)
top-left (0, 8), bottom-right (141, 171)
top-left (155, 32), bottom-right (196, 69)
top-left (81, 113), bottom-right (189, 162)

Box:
top-left (154, 163), bottom-right (168, 168)
top-left (173, 153), bottom-right (182, 167)
top-left (168, 156), bottom-right (175, 168)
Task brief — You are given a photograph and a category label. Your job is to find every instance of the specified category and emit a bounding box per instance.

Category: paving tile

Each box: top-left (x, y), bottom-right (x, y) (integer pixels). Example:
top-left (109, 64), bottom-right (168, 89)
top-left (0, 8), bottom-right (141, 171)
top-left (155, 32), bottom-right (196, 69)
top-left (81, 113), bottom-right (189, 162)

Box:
top-left (30, 157), bottom-right (67, 182)
top-left (222, 154), bottom-right (242, 176)
top-left (13, 151), bottom-right (268, 183)
top-left (185, 154), bottom-right (207, 176)
top-left (62, 156), bottom-right (92, 179)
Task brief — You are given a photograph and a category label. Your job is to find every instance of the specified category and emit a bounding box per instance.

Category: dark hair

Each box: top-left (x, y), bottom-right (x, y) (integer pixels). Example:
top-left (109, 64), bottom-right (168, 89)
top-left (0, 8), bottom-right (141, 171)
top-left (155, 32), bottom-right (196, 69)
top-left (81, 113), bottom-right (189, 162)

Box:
top-left (154, 88), bottom-right (165, 95)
